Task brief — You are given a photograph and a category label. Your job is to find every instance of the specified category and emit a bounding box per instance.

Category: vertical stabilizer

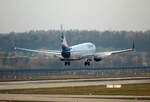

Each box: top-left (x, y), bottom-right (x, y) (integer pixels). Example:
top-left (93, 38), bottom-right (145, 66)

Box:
top-left (60, 25), bottom-right (69, 51)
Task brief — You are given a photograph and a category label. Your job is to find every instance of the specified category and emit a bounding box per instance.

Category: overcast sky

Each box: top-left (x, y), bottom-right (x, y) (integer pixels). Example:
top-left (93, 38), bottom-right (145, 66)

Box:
top-left (0, 0), bottom-right (150, 33)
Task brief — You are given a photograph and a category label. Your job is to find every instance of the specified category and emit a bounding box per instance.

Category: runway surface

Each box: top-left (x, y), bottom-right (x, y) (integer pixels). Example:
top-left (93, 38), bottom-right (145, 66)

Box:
top-left (0, 77), bottom-right (150, 90)
top-left (0, 77), bottom-right (150, 102)
top-left (0, 94), bottom-right (150, 102)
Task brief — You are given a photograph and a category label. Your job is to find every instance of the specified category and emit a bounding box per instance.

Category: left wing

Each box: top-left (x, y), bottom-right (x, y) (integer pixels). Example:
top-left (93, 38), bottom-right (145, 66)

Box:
top-left (14, 47), bottom-right (62, 58)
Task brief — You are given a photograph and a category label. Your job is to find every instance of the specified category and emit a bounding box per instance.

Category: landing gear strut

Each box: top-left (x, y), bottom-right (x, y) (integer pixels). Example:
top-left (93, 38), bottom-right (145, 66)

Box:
top-left (65, 61), bottom-right (70, 66)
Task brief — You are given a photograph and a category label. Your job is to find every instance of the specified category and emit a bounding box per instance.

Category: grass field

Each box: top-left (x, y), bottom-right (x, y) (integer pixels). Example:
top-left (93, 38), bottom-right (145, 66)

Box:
top-left (0, 83), bottom-right (150, 96)
top-left (0, 101), bottom-right (46, 102)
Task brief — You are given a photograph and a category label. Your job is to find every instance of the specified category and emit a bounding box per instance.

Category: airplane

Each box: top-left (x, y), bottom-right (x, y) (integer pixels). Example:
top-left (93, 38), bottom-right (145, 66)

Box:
top-left (15, 25), bottom-right (135, 66)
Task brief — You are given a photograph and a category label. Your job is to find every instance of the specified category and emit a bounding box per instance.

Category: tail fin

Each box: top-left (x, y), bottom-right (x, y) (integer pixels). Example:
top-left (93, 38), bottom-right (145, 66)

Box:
top-left (60, 25), bottom-right (69, 51)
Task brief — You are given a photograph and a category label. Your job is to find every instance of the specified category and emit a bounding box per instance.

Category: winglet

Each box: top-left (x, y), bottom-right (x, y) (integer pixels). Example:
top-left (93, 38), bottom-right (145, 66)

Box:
top-left (132, 40), bottom-right (135, 50)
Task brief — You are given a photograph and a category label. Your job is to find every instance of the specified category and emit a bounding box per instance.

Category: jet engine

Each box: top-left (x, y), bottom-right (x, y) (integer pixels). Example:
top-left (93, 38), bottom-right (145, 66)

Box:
top-left (94, 57), bottom-right (103, 62)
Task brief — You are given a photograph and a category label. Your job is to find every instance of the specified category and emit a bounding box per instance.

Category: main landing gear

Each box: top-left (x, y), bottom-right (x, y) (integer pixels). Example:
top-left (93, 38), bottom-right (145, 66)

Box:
top-left (63, 60), bottom-right (91, 66)
top-left (84, 61), bottom-right (90, 66)
top-left (65, 61), bottom-right (70, 66)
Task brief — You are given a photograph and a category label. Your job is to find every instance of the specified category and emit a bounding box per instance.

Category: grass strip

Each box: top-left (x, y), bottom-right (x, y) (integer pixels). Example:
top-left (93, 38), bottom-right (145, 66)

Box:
top-left (0, 100), bottom-right (52, 102)
top-left (0, 83), bottom-right (150, 96)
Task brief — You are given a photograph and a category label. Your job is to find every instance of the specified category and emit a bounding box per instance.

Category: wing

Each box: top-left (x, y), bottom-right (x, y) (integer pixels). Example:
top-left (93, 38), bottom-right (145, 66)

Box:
top-left (14, 47), bottom-right (62, 58)
top-left (94, 40), bottom-right (135, 58)
top-left (94, 48), bottom-right (133, 58)
top-left (80, 40), bottom-right (135, 59)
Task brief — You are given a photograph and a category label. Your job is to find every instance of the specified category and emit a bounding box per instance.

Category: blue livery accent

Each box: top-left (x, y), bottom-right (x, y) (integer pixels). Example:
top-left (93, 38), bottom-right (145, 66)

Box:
top-left (61, 44), bottom-right (71, 58)
top-left (61, 47), bottom-right (71, 58)
top-left (61, 51), bottom-right (70, 58)
top-left (61, 45), bottom-right (70, 51)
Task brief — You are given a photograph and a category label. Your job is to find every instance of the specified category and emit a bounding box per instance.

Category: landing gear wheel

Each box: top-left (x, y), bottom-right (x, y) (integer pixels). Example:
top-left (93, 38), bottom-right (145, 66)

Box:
top-left (84, 62), bottom-right (87, 66)
top-left (87, 62), bottom-right (90, 66)
top-left (65, 62), bottom-right (67, 66)
top-left (65, 61), bottom-right (70, 66)
top-left (84, 61), bottom-right (90, 66)
top-left (68, 62), bottom-right (70, 66)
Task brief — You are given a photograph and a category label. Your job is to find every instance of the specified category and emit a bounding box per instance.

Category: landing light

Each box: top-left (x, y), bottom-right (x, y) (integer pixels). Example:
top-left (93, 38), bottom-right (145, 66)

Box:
top-left (106, 84), bottom-right (122, 88)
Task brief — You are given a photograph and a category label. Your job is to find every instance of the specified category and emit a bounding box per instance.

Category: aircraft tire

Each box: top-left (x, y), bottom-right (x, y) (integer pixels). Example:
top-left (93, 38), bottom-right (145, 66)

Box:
top-left (84, 62), bottom-right (87, 66)
top-left (65, 61), bottom-right (70, 66)
top-left (87, 62), bottom-right (90, 66)
top-left (68, 62), bottom-right (70, 66)
top-left (65, 62), bottom-right (67, 66)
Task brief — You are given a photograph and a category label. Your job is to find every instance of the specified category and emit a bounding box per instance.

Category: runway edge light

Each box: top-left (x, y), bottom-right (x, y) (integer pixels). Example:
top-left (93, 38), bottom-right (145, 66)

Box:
top-left (106, 84), bottom-right (122, 88)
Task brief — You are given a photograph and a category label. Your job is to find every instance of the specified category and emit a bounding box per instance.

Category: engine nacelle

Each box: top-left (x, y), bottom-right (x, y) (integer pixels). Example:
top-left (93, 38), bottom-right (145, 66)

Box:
top-left (94, 57), bottom-right (103, 62)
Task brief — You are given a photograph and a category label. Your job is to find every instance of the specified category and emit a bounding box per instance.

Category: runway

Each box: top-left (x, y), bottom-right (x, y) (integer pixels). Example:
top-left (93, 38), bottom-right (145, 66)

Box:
top-left (0, 77), bottom-right (150, 90)
top-left (0, 94), bottom-right (150, 102)
top-left (0, 77), bottom-right (150, 102)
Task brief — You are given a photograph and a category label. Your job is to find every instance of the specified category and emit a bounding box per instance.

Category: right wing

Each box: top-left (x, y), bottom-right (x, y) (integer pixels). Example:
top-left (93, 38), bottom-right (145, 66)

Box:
top-left (94, 40), bottom-right (135, 58)
top-left (14, 47), bottom-right (62, 58)
top-left (79, 40), bottom-right (135, 60)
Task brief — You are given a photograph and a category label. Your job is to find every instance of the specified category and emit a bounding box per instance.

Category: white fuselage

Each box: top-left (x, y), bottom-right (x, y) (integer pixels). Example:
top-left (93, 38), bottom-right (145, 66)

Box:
top-left (69, 42), bottom-right (96, 59)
